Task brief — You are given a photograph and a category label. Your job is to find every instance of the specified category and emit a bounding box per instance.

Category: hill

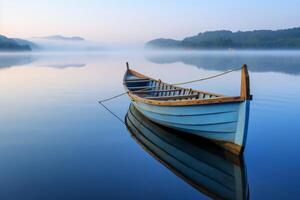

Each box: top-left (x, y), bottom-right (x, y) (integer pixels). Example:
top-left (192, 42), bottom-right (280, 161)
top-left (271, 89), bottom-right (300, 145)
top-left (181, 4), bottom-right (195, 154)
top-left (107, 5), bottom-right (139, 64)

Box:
top-left (34, 35), bottom-right (85, 41)
top-left (13, 38), bottom-right (40, 50)
top-left (146, 27), bottom-right (300, 49)
top-left (0, 35), bottom-right (32, 51)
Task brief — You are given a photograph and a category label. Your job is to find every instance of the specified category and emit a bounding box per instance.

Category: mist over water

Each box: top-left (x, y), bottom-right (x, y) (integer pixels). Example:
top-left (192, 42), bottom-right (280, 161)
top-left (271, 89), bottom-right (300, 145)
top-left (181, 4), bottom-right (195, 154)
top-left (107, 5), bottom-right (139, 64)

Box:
top-left (26, 38), bottom-right (106, 52)
top-left (145, 50), bottom-right (300, 75)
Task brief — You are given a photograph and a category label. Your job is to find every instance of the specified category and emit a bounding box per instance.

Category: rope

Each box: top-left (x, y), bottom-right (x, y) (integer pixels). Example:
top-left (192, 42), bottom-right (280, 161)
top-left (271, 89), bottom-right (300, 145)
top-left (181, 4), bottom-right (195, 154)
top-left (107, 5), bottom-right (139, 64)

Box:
top-left (98, 88), bottom-right (149, 123)
top-left (99, 91), bottom-right (128, 103)
top-left (98, 101), bottom-right (125, 124)
top-left (172, 66), bottom-right (242, 86)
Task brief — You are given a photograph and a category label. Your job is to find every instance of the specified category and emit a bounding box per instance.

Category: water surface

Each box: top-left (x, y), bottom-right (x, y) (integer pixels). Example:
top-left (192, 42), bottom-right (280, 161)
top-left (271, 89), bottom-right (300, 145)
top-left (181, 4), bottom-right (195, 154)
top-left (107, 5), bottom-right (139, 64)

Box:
top-left (0, 51), bottom-right (300, 199)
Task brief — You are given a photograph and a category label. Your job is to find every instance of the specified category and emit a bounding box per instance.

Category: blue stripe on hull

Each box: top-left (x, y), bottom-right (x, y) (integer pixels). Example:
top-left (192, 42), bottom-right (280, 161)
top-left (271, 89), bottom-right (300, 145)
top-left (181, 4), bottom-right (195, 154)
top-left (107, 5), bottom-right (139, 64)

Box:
top-left (136, 109), bottom-right (238, 125)
top-left (133, 101), bottom-right (250, 146)
top-left (148, 118), bottom-right (237, 133)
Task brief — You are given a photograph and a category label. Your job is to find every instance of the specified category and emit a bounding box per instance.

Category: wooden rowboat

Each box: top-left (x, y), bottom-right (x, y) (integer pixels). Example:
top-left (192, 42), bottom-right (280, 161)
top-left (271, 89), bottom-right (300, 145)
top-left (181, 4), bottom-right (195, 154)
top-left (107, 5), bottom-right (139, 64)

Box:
top-left (125, 104), bottom-right (249, 200)
top-left (123, 63), bottom-right (252, 155)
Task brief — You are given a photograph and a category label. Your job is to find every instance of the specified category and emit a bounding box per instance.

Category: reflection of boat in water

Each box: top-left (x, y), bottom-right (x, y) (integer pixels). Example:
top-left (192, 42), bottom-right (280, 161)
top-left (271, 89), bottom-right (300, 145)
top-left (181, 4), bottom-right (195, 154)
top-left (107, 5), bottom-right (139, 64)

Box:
top-left (123, 64), bottom-right (251, 155)
top-left (125, 104), bottom-right (249, 200)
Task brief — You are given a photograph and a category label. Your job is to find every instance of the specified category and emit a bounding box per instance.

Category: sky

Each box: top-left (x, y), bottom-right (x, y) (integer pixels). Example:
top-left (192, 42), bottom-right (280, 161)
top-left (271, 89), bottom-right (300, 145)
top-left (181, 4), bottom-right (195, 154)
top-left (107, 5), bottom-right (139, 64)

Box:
top-left (0, 0), bottom-right (300, 44)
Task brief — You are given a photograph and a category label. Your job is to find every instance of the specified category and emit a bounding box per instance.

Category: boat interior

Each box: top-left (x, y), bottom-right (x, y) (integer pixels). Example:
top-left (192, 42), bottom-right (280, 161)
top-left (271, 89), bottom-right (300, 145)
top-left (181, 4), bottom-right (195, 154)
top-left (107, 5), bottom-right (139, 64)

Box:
top-left (124, 69), bottom-right (223, 101)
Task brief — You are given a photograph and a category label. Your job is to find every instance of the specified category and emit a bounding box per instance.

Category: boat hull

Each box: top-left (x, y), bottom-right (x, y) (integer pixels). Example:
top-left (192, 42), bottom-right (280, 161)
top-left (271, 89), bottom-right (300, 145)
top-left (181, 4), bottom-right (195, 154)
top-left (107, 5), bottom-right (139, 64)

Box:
top-left (132, 100), bottom-right (250, 154)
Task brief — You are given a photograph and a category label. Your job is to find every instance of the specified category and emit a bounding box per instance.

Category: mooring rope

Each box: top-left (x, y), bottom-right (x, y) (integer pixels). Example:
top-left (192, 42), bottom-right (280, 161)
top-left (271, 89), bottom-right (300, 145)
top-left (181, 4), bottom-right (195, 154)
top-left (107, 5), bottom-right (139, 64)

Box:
top-left (98, 101), bottom-right (126, 124)
top-left (98, 87), bottom-right (151, 103)
top-left (172, 66), bottom-right (242, 86)
top-left (98, 92), bottom-right (128, 103)
top-left (98, 66), bottom-right (242, 123)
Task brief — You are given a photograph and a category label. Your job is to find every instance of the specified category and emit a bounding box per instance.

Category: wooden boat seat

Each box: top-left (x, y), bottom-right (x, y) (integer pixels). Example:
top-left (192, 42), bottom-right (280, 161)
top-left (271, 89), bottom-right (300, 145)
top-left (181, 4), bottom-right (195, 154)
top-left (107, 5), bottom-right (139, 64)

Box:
top-left (127, 86), bottom-right (156, 90)
top-left (127, 76), bottom-right (150, 80)
top-left (132, 89), bottom-right (182, 94)
top-left (144, 94), bottom-right (199, 101)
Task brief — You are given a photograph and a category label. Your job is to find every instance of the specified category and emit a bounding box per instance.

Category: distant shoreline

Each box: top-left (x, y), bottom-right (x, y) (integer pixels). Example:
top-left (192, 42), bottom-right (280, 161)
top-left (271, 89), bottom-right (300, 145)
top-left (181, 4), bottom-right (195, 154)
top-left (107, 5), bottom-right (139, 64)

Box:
top-left (146, 27), bottom-right (300, 50)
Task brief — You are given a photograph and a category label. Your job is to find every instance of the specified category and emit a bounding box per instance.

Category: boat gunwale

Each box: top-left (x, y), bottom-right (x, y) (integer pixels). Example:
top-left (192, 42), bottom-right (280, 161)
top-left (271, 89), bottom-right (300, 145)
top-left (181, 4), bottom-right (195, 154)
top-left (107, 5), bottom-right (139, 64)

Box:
top-left (123, 67), bottom-right (250, 106)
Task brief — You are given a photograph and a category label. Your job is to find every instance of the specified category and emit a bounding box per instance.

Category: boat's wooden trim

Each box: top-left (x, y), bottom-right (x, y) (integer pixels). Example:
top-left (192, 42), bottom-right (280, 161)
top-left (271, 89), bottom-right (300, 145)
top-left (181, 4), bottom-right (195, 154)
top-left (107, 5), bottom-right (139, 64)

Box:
top-left (241, 64), bottom-right (252, 100)
top-left (124, 64), bottom-right (251, 106)
top-left (129, 94), bottom-right (245, 106)
top-left (212, 140), bottom-right (243, 155)
top-left (128, 69), bottom-right (150, 79)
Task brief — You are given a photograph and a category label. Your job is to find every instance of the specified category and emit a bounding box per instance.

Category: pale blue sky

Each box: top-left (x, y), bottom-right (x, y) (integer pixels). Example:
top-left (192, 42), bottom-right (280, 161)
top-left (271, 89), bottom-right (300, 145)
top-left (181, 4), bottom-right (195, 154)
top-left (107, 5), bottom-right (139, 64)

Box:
top-left (1, 0), bottom-right (300, 43)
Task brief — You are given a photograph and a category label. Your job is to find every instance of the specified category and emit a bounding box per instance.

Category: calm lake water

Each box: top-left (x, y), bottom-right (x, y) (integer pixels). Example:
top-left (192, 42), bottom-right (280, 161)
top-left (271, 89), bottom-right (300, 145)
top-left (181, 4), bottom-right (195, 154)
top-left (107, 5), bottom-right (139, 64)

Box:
top-left (0, 51), bottom-right (300, 199)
